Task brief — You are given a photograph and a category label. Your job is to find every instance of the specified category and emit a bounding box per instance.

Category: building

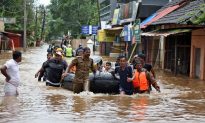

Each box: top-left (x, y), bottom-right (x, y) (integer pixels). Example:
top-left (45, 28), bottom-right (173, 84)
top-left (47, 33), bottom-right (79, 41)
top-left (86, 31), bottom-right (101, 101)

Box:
top-left (141, 0), bottom-right (205, 80)
top-left (97, 0), bottom-right (169, 57)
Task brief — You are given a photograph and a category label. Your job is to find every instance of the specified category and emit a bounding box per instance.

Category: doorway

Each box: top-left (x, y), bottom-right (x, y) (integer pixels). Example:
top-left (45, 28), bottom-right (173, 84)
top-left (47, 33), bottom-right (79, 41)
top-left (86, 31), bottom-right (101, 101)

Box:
top-left (195, 48), bottom-right (201, 78)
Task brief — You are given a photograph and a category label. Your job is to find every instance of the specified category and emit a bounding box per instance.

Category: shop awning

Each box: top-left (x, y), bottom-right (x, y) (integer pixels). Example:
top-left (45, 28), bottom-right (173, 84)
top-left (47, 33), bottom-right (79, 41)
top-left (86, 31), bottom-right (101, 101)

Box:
top-left (104, 27), bottom-right (123, 31)
top-left (2, 31), bottom-right (21, 36)
top-left (141, 29), bottom-right (192, 37)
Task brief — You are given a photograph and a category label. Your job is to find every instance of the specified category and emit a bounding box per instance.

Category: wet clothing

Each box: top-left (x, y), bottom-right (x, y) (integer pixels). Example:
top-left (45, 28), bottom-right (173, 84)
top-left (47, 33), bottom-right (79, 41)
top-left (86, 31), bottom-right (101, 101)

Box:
top-left (73, 79), bottom-right (89, 93)
top-left (4, 82), bottom-right (18, 96)
top-left (43, 59), bottom-right (67, 87)
top-left (2, 59), bottom-right (20, 96)
top-left (133, 69), bottom-right (159, 94)
top-left (133, 71), bottom-right (149, 91)
top-left (4, 59), bottom-right (20, 87)
top-left (71, 57), bottom-right (95, 93)
top-left (38, 61), bottom-right (48, 81)
top-left (115, 66), bottom-right (133, 95)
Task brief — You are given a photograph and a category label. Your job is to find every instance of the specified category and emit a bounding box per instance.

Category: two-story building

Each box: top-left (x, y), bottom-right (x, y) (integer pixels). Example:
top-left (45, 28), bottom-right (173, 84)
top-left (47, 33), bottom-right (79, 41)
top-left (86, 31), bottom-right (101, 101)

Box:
top-left (97, 0), bottom-right (169, 58)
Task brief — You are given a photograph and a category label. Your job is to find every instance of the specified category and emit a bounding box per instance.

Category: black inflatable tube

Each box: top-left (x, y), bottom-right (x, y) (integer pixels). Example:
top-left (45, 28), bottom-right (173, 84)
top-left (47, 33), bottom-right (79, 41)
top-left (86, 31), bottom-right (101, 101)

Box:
top-left (62, 72), bottom-right (120, 94)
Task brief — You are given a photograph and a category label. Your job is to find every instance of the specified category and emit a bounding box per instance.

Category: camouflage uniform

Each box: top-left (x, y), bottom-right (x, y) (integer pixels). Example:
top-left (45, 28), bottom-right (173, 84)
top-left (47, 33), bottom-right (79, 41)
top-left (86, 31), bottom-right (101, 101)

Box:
top-left (71, 56), bottom-right (95, 93)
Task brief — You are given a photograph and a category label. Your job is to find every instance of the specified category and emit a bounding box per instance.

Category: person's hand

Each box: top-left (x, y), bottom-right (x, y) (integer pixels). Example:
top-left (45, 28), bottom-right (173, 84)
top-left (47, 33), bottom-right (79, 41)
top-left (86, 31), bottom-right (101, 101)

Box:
top-left (156, 86), bottom-right (160, 93)
top-left (62, 73), bottom-right (68, 78)
top-left (127, 77), bottom-right (132, 82)
top-left (5, 76), bottom-right (11, 82)
top-left (35, 73), bottom-right (39, 78)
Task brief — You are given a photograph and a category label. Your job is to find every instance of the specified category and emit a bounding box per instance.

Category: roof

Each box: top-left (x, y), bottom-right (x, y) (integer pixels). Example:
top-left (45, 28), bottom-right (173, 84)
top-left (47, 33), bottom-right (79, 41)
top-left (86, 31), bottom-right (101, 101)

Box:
top-left (156, 0), bottom-right (185, 12)
top-left (152, 0), bottom-right (205, 25)
top-left (141, 4), bottom-right (181, 28)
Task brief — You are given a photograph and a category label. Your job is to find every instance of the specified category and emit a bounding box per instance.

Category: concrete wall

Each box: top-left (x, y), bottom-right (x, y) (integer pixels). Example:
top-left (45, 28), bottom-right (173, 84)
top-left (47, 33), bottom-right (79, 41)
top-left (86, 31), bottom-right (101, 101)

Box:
top-left (190, 29), bottom-right (205, 80)
top-left (70, 39), bottom-right (88, 50)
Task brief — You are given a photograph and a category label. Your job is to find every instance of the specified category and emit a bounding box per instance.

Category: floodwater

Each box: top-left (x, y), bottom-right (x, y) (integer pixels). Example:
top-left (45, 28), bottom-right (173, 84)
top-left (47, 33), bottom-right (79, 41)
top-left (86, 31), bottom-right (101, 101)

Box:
top-left (0, 45), bottom-right (205, 123)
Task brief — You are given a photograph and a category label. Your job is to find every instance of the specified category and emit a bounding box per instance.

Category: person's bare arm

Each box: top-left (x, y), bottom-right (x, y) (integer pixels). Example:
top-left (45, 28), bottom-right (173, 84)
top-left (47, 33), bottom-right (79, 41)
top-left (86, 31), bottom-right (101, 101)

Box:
top-left (35, 67), bottom-right (44, 78)
top-left (150, 68), bottom-right (156, 78)
top-left (146, 72), bottom-right (160, 92)
top-left (90, 59), bottom-right (96, 74)
top-left (62, 59), bottom-right (76, 78)
top-left (127, 74), bottom-right (136, 82)
top-left (0, 65), bottom-right (10, 82)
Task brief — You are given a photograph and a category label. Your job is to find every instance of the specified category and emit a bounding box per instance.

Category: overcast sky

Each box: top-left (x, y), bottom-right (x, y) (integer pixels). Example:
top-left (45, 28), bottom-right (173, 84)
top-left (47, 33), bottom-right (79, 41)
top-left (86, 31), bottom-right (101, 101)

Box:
top-left (37, 0), bottom-right (51, 6)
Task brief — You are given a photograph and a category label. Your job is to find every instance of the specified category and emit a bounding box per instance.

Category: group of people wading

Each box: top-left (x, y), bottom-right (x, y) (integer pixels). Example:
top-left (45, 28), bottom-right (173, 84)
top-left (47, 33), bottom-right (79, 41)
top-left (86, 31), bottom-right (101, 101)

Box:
top-left (33, 43), bottom-right (160, 95)
top-left (0, 45), bottom-right (160, 96)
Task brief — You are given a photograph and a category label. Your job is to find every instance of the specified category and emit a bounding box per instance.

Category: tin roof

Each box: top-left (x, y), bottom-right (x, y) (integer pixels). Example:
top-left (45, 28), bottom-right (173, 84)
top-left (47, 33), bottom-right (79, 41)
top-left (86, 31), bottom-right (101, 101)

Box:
top-left (152, 0), bottom-right (205, 25)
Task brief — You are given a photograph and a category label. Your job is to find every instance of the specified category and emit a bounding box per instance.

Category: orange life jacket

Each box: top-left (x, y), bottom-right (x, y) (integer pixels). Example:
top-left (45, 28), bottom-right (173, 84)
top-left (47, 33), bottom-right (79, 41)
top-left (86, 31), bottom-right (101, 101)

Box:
top-left (133, 71), bottom-right (149, 91)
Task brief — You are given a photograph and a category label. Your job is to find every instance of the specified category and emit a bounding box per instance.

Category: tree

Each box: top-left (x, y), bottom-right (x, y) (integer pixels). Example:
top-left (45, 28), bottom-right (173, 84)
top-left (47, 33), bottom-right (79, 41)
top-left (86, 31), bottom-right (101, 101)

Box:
top-left (0, 0), bottom-right (44, 46)
top-left (46, 0), bottom-right (99, 40)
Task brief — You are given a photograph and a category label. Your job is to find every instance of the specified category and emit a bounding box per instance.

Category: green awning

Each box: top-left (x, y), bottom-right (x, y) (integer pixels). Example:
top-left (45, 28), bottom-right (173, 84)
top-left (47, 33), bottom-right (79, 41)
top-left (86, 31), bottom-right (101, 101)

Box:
top-left (141, 29), bottom-right (192, 37)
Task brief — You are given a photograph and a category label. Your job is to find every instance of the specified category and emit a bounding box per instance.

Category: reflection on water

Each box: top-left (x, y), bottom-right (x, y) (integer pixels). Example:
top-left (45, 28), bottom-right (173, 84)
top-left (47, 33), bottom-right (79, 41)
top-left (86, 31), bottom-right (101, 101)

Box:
top-left (0, 96), bottom-right (20, 123)
top-left (0, 44), bottom-right (205, 123)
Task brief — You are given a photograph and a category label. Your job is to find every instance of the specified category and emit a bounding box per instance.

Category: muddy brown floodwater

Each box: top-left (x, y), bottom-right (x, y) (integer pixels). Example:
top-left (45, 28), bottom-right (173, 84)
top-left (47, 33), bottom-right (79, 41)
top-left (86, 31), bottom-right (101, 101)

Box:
top-left (0, 44), bottom-right (205, 123)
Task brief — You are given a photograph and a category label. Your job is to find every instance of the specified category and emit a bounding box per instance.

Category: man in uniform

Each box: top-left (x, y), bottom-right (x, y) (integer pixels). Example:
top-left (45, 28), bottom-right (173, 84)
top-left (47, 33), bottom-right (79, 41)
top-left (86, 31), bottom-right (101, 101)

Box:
top-left (63, 47), bottom-right (96, 93)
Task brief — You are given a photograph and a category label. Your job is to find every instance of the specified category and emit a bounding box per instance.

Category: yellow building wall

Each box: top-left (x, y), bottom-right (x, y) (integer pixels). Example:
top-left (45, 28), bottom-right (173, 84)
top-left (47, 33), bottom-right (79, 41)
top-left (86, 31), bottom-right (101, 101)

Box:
top-left (97, 29), bottom-right (115, 43)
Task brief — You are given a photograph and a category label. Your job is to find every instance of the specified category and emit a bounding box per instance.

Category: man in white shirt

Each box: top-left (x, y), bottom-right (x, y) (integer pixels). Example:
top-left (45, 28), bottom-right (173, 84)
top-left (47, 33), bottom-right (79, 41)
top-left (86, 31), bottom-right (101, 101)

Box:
top-left (1, 51), bottom-right (22, 96)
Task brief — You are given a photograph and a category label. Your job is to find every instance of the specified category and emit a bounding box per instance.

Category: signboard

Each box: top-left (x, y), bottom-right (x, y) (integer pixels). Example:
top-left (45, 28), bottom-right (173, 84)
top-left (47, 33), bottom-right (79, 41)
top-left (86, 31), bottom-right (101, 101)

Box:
top-left (119, 1), bottom-right (139, 24)
top-left (0, 18), bottom-right (16, 24)
top-left (81, 25), bottom-right (98, 35)
top-left (133, 19), bottom-right (141, 43)
top-left (123, 24), bottom-right (132, 42)
top-left (81, 25), bottom-right (89, 35)
top-left (112, 9), bottom-right (120, 25)
top-left (92, 26), bottom-right (98, 35)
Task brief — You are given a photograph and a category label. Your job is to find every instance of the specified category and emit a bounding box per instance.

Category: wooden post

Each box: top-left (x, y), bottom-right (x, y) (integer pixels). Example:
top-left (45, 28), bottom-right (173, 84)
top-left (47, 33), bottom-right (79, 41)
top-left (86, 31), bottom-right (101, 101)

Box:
top-left (23, 0), bottom-right (27, 51)
top-left (174, 37), bottom-right (177, 76)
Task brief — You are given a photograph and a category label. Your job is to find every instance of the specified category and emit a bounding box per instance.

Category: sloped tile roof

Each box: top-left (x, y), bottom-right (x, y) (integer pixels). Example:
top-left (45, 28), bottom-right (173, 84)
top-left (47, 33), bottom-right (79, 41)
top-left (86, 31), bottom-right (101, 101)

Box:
top-left (152, 0), bottom-right (205, 25)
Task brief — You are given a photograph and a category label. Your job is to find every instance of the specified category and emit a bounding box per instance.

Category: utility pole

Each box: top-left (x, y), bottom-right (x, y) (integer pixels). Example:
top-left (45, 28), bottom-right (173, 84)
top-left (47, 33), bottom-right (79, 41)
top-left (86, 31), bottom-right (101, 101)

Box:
top-left (97, 0), bottom-right (101, 29)
top-left (41, 7), bottom-right (46, 40)
top-left (35, 7), bottom-right (38, 41)
top-left (23, 0), bottom-right (27, 51)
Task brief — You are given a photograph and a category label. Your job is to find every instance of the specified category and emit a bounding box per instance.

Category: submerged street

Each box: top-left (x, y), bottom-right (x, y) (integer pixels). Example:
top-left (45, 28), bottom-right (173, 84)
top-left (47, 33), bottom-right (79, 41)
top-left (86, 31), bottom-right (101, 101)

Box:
top-left (0, 45), bottom-right (205, 123)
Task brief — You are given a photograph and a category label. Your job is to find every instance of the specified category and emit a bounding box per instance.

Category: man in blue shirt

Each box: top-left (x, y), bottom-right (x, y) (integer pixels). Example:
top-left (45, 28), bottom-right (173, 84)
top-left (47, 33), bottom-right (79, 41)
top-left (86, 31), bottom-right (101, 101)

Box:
top-left (115, 56), bottom-right (133, 95)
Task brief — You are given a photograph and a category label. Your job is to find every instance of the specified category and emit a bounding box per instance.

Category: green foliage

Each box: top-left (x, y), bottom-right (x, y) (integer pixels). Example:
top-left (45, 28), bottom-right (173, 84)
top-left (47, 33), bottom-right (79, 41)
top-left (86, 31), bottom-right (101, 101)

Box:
top-left (0, 0), bottom-right (45, 45)
top-left (192, 4), bottom-right (205, 25)
top-left (179, 4), bottom-right (205, 25)
top-left (46, 0), bottom-right (99, 40)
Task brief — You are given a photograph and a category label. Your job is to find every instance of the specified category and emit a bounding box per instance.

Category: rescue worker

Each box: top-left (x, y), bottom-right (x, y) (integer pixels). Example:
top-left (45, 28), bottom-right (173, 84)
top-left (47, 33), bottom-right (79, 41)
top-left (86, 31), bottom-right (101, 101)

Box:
top-left (41, 51), bottom-right (67, 87)
top-left (138, 53), bottom-right (156, 78)
top-left (65, 44), bottom-right (73, 57)
top-left (127, 61), bottom-right (160, 94)
top-left (69, 49), bottom-right (83, 74)
top-left (62, 47), bottom-right (96, 93)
